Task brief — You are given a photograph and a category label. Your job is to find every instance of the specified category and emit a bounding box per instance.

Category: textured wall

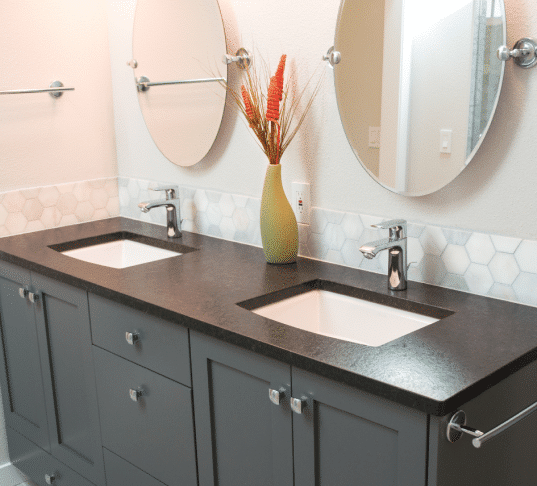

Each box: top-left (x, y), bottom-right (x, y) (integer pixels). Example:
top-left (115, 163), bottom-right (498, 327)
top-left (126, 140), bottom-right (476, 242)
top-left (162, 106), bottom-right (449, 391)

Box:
top-left (0, 0), bottom-right (117, 192)
top-left (108, 0), bottom-right (537, 240)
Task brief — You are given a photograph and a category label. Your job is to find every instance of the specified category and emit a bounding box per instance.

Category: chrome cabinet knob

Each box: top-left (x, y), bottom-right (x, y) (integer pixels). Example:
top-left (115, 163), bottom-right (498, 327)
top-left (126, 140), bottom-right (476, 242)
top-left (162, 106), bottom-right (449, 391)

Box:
top-left (18, 287), bottom-right (29, 299)
top-left (269, 387), bottom-right (286, 405)
top-left (125, 332), bottom-right (140, 345)
top-left (45, 474), bottom-right (56, 484)
top-left (129, 387), bottom-right (144, 402)
top-left (290, 397), bottom-right (308, 414)
top-left (28, 291), bottom-right (40, 304)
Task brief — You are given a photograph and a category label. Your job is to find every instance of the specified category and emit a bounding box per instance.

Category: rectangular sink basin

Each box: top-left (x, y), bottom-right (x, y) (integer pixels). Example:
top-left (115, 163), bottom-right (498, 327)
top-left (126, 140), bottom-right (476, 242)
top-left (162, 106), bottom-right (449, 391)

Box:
top-left (51, 232), bottom-right (196, 269)
top-left (251, 288), bottom-right (442, 347)
top-left (61, 240), bottom-right (181, 269)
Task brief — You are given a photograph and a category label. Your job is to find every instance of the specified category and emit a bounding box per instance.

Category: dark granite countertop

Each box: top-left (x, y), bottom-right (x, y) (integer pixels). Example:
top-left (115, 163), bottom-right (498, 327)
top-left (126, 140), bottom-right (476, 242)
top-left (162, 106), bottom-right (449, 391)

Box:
top-left (1, 217), bottom-right (536, 416)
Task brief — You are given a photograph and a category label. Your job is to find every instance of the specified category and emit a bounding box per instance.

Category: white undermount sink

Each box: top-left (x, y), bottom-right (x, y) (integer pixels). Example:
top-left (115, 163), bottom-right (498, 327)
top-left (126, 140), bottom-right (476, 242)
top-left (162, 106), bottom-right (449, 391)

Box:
top-left (252, 289), bottom-right (440, 346)
top-left (61, 240), bottom-right (181, 269)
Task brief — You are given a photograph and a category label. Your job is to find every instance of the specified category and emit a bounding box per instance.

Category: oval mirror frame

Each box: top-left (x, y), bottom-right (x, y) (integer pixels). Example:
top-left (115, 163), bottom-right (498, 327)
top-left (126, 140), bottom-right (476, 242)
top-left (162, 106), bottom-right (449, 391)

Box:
top-left (132, 0), bottom-right (228, 167)
top-left (334, 0), bottom-right (506, 196)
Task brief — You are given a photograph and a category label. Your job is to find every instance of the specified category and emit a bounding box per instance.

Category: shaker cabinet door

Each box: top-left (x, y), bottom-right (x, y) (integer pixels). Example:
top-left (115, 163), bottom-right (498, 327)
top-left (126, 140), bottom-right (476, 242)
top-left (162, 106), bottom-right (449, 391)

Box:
top-left (0, 262), bottom-right (49, 451)
top-left (292, 367), bottom-right (428, 486)
top-left (191, 332), bottom-right (294, 486)
top-left (32, 274), bottom-right (105, 486)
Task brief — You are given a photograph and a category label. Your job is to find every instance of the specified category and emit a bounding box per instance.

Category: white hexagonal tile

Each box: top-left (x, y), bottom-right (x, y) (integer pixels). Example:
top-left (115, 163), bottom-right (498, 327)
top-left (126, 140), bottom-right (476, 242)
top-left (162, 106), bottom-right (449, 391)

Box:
top-left (325, 250), bottom-right (344, 265)
top-left (90, 188), bottom-right (110, 210)
top-left (73, 182), bottom-right (92, 202)
top-left (360, 214), bottom-right (384, 229)
top-left (307, 233), bottom-right (328, 260)
top-left (488, 283), bottom-right (517, 302)
top-left (488, 253), bottom-right (520, 285)
top-left (57, 183), bottom-right (75, 194)
top-left (75, 201), bottom-right (95, 222)
top-left (441, 274), bottom-right (469, 292)
top-left (232, 207), bottom-right (250, 232)
top-left (206, 190), bottom-right (221, 204)
top-left (206, 204), bottom-right (222, 226)
top-left (118, 186), bottom-right (131, 210)
top-left (57, 193), bottom-right (78, 215)
top-left (127, 179), bottom-right (140, 199)
top-left (419, 226), bottom-right (447, 256)
top-left (245, 198), bottom-right (260, 223)
top-left (465, 233), bottom-right (495, 265)
top-left (104, 179), bottom-right (119, 197)
top-left (38, 186), bottom-right (61, 208)
top-left (418, 254), bottom-right (447, 285)
top-left (407, 237), bottom-right (425, 267)
top-left (89, 179), bottom-right (106, 189)
top-left (193, 190), bottom-right (209, 213)
top-left (93, 209), bottom-right (110, 221)
top-left (441, 244), bottom-right (470, 275)
top-left (219, 194), bottom-right (236, 218)
top-left (322, 223), bottom-right (346, 251)
top-left (341, 213), bottom-right (364, 241)
top-left (25, 220), bottom-right (45, 233)
top-left (359, 254), bottom-right (382, 274)
top-left (514, 240), bottom-right (537, 274)
top-left (21, 188), bottom-right (39, 199)
top-left (219, 217), bottom-right (235, 240)
top-left (323, 209), bottom-right (345, 225)
top-left (41, 207), bottom-right (62, 228)
top-left (3, 191), bottom-right (26, 213)
top-left (442, 228), bottom-right (471, 246)
top-left (341, 239), bottom-right (365, 268)
top-left (60, 214), bottom-right (78, 227)
top-left (106, 197), bottom-right (120, 217)
top-left (181, 199), bottom-right (197, 221)
top-left (310, 208), bottom-right (328, 235)
top-left (407, 223), bottom-right (425, 238)
top-left (513, 273), bottom-right (537, 306)
top-left (5, 213), bottom-right (27, 234)
top-left (232, 194), bottom-right (249, 208)
top-left (491, 235), bottom-right (521, 253)
top-left (22, 199), bottom-right (44, 222)
top-left (464, 263), bottom-right (494, 295)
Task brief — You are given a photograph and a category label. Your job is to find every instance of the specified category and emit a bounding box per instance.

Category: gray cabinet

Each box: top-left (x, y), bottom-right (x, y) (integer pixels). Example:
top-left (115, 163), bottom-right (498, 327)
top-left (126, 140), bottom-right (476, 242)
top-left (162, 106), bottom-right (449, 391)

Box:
top-left (191, 332), bottom-right (294, 486)
top-left (292, 367), bottom-right (427, 486)
top-left (0, 262), bottom-right (105, 486)
top-left (191, 331), bottom-right (427, 486)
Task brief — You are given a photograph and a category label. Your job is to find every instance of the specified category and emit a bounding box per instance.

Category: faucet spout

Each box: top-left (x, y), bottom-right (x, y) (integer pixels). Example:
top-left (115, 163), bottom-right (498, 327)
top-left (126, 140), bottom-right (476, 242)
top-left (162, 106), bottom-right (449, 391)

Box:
top-left (138, 186), bottom-right (182, 238)
top-left (359, 220), bottom-right (408, 290)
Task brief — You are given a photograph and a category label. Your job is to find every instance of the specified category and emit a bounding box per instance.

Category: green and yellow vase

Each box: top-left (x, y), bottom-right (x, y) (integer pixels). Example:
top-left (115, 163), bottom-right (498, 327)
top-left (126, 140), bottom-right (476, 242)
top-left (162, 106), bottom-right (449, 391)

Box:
top-left (260, 164), bottom-right (298, 264)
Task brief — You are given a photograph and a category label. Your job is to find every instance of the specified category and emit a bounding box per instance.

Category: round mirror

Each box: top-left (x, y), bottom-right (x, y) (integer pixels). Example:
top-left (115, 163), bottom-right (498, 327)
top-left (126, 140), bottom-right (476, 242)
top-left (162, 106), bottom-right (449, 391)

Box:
top-left (132, 0), bottom-right (227, 167)
top-left (334, 0), bottom-right (506, 196)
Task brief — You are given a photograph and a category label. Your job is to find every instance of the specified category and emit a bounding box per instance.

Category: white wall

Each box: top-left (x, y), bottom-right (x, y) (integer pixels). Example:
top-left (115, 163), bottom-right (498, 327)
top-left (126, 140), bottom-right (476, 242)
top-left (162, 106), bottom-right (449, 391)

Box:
top-left (0, 0), bottom-right (117, 191)
top-left (107, 0), bottom-right (537, 241)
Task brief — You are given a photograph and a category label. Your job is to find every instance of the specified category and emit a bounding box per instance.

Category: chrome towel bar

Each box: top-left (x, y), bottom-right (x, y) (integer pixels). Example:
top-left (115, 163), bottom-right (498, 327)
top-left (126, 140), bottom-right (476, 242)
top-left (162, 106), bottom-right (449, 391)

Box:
top-left (447, 401), bottom-right (537, 448)
top-left (0, 81), bottom-right (74, 98)
top-left (136, 76), bottom-right (225, 92)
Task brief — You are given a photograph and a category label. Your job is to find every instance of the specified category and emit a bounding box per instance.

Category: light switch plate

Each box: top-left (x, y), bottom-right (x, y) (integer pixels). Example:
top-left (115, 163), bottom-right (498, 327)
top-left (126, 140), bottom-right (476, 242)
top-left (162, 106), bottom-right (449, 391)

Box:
top-left (440, 129), bottom-right (452, 154)
top-left (292, 182), bottom-right (310, 225)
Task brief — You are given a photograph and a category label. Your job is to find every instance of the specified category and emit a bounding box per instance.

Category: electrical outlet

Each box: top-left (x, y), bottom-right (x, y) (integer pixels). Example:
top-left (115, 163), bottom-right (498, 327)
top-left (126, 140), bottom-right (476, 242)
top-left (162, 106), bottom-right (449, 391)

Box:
top-left (292, 182), bottom-right (310, 225)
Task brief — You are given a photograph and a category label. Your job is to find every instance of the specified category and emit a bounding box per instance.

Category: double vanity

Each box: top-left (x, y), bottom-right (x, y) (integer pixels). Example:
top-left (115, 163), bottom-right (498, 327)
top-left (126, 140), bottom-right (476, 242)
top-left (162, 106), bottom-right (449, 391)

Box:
top-left (1, 217), bottom-right (537, 486)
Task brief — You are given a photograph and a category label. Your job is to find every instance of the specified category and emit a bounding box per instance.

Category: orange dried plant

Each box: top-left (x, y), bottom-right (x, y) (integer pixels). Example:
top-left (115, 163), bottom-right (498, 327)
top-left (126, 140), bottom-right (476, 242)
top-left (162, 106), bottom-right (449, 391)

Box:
top-left (224, 53), bottom-right (323, 165)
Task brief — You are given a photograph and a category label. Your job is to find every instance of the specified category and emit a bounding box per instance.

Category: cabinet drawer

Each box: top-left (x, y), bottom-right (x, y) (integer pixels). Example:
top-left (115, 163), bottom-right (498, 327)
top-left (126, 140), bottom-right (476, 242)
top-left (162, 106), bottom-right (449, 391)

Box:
top-left (7, 426), bottom-right (95, 486)
top-left (103, 448), bottom-right (166, 486)
top-left (93, 347), bottom-right (197, 486)
top-left (89, 294), bottom-right (191, 386)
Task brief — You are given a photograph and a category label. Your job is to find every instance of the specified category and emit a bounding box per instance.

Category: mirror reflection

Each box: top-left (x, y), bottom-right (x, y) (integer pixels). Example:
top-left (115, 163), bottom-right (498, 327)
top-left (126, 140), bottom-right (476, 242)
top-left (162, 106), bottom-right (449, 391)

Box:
top-left (132, 0), bottom-right (227, 167)
top-left (334, 0), bottom-right (505, 196)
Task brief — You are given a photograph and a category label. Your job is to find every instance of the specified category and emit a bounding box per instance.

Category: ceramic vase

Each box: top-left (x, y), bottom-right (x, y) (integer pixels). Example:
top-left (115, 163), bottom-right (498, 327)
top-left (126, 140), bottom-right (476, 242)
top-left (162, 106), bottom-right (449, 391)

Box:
top-left (260, 164), bottom-right (298, 264)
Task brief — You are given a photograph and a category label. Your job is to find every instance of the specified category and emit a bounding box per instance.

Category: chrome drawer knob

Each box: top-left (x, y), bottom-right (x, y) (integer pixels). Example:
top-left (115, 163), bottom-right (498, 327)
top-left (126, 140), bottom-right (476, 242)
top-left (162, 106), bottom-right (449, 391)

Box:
top-left (125, 332), bottom-right (140, 345)
top-left (45, 474), bottom-right (56, 484)
top-left (129, 387), bottom-right (144, 402)
top-left (290, 397), bottom-right (308, 414)
top-left (269, 387), bottom-right (286, 405)
top-left (18, 287), bottom-right (29, 299)
top-left (28, 291), bottom-right (40, 304)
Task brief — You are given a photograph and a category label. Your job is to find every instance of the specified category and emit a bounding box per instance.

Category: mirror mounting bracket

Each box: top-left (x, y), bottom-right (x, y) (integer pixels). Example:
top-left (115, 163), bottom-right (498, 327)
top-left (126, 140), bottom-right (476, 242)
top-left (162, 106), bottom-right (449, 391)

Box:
top-left (497, 37), bottom-right (537, 68)
top-left (223, 48), bottom-right (251, 70)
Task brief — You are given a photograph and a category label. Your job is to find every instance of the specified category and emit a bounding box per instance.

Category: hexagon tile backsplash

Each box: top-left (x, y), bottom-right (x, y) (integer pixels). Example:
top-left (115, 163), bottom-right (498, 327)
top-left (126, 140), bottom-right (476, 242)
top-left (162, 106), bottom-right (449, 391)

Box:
top-left (0, 176), bottom-right (534, 308)
top-left (0, 178), bottom-right (119, 236)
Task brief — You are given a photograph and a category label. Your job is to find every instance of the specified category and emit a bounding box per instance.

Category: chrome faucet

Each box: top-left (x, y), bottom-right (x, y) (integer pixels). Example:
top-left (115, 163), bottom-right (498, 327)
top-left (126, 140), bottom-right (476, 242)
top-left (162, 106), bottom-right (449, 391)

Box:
top-left (138, 186), bottom-right (182, 238)
top-left (359, 219), bottom-right (408, 291)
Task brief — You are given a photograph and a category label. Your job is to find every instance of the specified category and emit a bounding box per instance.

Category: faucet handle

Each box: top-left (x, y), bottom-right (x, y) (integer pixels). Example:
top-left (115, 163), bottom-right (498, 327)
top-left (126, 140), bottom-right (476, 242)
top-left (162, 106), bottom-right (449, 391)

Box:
top-left (372, 219), bottom-right (407, 239)
top-left (150, 185), bottom-right (179, 200)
